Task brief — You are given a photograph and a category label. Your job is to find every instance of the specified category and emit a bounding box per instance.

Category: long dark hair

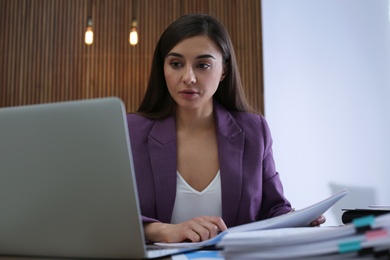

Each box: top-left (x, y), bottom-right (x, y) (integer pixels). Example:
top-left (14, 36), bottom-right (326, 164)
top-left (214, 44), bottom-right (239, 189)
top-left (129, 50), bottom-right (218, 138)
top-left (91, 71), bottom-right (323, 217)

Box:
top-left (136, 14), bottom-right (252, 119)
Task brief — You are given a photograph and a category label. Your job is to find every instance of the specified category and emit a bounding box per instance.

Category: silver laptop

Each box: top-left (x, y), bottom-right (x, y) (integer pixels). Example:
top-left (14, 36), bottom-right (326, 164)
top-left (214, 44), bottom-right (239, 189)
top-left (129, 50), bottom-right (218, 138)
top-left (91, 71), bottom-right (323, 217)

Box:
top-left (0, 97), bottom-right (199, 259)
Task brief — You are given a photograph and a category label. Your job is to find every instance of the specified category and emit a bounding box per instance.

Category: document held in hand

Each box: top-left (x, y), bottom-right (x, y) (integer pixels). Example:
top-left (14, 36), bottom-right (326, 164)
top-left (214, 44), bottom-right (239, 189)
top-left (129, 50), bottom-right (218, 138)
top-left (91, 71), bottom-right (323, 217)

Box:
top-left (155, 188), bottom-right (349, 248)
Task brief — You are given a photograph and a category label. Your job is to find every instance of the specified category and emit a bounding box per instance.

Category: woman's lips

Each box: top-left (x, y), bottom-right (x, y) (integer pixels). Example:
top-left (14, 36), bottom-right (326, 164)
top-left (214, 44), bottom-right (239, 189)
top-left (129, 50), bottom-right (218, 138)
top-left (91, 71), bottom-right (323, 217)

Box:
top-left (179, 90), bottom-right (199, 99)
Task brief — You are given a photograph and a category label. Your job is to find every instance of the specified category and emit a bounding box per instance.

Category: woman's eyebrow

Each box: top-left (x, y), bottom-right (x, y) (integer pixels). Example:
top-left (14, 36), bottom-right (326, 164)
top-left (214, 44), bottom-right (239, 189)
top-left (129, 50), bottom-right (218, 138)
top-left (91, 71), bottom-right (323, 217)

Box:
top-left (166, 52), bottom-right (216, 60)
top-left (166, 52), bottom-right (183, 58)
top-left (196, 54), bottom-right (216, 60)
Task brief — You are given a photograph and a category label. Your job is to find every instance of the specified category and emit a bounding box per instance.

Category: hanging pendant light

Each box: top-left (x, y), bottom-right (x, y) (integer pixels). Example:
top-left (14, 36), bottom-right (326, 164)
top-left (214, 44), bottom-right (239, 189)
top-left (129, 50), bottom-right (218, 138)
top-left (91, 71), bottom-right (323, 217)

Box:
top-left (85, 16), bottom-right (93, 45)
top-left (129, 0), bottom-right (138, 46)
top-left (84, 0), bottom-right (93, 45)
top-left (129, 19), bottom-right (138, 46)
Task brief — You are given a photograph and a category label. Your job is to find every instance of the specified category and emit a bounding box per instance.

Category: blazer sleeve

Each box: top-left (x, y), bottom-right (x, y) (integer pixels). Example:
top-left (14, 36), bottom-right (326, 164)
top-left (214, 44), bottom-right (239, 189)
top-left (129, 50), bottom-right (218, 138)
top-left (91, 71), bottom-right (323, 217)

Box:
top-left (258, 115), bottom-right (292, 219)
top-left (127, 114), bottom-right (161, 224)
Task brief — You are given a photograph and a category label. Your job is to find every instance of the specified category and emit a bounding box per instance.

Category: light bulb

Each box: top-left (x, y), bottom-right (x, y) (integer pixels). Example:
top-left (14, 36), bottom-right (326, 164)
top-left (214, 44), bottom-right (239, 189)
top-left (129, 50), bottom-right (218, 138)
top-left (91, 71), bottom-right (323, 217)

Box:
top-left (85, 27), bottom-right (93, 45)
top-left (129, 19), bottom-right (138, 46)
top-left (85, 17), bottom-right (93, 45)
top-left (129, 28), bottom-right (138, 46)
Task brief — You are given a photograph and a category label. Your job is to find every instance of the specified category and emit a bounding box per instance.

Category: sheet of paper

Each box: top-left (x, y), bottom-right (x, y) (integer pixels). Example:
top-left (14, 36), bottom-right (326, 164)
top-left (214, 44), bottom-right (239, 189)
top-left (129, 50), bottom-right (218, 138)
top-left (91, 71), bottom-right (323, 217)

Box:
top-left (227, 189), bottom-right (348, 233)
top-left (369, 205), bottom-right (390, 210)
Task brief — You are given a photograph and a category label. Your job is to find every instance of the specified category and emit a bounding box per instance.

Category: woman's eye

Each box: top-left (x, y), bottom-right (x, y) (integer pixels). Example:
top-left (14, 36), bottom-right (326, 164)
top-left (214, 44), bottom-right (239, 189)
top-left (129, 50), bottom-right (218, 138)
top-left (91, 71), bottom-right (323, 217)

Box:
top-left (170, 61), bottom-right (182, 68)
top-left (198, 63), bottom-right (211, 69)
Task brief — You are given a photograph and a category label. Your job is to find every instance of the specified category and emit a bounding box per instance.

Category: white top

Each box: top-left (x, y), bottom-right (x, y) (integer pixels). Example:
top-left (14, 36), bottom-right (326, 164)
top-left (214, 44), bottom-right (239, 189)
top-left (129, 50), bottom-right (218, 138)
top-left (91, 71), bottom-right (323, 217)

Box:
top-left (170, 171), bottom-right (222, 224)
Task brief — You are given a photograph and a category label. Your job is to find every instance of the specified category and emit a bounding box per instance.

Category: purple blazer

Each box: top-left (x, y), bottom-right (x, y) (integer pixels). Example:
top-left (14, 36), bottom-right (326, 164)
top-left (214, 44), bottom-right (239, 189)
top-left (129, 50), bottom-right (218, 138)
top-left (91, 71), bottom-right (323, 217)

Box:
top-left (126, 101), bottom-right (292, 228)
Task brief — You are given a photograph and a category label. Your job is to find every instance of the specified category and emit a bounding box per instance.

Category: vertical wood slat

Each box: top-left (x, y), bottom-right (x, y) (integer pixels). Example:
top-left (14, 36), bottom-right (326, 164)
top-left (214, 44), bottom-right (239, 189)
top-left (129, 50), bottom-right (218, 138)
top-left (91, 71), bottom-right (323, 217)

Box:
top-left (0, 0), bottom-right (264, 114)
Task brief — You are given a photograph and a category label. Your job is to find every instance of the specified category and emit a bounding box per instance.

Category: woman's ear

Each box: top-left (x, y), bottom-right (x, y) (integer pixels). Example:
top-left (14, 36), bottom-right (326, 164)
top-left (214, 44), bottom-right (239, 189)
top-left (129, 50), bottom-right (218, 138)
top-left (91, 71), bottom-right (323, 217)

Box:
top-left (220, 68), bottom-right (227, 82)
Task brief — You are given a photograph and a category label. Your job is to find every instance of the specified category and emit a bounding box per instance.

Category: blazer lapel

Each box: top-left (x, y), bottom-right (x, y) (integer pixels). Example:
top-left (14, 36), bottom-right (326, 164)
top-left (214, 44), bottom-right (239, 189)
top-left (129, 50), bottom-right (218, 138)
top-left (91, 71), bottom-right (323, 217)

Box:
top-left (148, 116), bottom-right (177, 223)
top-left (214, 102), bottom-right (245, 227)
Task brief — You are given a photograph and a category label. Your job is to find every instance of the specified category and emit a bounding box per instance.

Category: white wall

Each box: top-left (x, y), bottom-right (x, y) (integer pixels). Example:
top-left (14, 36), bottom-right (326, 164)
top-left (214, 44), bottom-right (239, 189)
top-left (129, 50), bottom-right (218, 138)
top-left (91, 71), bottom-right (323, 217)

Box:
top-left (262, 0), bottom-right (390, 225)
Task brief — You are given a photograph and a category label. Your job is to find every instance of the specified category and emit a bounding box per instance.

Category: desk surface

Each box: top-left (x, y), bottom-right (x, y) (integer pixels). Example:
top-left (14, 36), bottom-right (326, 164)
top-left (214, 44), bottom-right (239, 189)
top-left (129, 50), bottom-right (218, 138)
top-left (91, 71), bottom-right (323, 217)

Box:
top-left (0, 257), bottom-right (172, 260)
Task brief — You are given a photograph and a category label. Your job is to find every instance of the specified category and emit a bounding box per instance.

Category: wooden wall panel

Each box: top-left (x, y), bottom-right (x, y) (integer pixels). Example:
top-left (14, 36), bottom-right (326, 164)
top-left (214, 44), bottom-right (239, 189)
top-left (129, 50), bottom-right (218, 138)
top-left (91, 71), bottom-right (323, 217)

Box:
top-left (0, 0), bottom-right (264, 113)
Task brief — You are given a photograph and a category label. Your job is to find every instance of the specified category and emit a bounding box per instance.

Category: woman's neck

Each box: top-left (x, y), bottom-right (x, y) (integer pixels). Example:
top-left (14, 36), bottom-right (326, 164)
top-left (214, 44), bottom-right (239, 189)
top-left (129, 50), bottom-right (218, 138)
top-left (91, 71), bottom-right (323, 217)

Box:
top-left (175, 104), bottom-right (215, 133)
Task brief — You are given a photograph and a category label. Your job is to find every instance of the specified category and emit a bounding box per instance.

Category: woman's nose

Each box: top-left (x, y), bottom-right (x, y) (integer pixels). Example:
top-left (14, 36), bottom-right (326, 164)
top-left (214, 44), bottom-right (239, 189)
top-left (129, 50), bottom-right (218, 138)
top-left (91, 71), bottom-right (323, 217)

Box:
top-left (182, 67), bottom-right (196, 85)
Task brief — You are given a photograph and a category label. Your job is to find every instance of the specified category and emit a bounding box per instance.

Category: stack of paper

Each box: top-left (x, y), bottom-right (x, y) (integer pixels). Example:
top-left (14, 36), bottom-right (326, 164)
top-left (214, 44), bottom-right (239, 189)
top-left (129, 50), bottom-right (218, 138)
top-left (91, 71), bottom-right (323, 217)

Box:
top-left (218, 214), bottom-right (390, 259)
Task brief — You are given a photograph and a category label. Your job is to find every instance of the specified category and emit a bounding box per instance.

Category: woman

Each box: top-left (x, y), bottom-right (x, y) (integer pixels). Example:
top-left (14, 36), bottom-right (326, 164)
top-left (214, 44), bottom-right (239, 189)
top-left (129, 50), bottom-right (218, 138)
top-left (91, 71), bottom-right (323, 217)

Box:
top-left (126, 13), bottom-right (325, 243)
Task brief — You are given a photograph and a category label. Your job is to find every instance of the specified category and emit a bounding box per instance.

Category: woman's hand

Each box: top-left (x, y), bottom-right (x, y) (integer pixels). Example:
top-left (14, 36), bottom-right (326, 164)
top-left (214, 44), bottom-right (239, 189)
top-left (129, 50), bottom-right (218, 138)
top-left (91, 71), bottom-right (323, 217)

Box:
top-left (144, 216), bottom-right (227, 243)
top-left (310, 215), bottom-right (326, 226)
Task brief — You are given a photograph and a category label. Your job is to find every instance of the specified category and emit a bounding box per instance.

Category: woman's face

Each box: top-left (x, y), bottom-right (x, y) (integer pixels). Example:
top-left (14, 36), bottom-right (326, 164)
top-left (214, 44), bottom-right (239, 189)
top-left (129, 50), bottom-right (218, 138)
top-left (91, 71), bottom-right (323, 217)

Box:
top-left (164, 35), bottom-right (225, 113)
